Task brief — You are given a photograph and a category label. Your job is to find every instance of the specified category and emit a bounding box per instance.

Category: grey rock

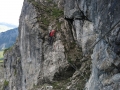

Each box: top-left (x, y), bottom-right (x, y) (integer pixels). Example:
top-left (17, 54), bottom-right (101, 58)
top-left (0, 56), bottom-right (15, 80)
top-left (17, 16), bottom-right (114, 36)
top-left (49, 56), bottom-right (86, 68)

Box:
top-left (3, 0), bottom-right (120, 90)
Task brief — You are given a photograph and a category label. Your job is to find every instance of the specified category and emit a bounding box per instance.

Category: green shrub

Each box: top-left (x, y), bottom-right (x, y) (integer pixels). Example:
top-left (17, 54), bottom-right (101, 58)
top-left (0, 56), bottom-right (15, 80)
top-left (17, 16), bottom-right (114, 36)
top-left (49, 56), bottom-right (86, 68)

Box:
top-left (3, 80), bottom-right (9, 87)
top-left (51, 8), bottom-right (63, 18)
top-left (3, 48), bottom-right (10, 55)
top-left (52, 82), bottom-right (61, 89)
top-left (41, 18), bottom-right (49, 25)
top-left (67, 57), bottom-right (73, 63)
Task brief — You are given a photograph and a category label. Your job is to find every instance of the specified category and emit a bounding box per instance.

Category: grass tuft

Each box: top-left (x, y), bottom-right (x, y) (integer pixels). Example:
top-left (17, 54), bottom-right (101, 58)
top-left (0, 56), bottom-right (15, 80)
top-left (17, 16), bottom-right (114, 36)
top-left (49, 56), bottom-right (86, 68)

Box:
top-left (3, 80), bottom-right (9, 87)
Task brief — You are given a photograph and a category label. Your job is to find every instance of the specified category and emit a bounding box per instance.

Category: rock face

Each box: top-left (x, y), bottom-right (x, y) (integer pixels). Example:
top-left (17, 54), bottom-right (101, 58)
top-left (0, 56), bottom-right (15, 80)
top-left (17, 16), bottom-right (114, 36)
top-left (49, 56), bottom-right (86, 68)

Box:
top-left (65, 0), bottom-right (120, 89)
top-left (0, 63), bottom-right (4, 89)
top-left (4, 0), bottom-right (81, 90)
top-left (3, 0), bottom-right (120, 90)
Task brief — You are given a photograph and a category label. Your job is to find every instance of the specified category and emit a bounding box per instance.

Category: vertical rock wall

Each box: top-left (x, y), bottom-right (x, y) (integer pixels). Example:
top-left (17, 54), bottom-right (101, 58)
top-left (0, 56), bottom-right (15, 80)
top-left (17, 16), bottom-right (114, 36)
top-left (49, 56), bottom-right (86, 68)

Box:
top-left (4, 0), bottom-right (81, 90)
top-left (3, 0), bottom-right (120, 90)
top-left (65, 0), bottom-right (120, 90)
top-left (4, 41), bottom-right (22, 90)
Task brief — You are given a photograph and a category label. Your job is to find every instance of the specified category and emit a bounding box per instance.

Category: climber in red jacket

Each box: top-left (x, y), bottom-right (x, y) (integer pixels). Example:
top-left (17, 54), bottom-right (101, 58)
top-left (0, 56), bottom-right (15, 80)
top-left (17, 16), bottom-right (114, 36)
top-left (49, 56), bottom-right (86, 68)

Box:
top-left (49, 30), bottom-right (56, 45)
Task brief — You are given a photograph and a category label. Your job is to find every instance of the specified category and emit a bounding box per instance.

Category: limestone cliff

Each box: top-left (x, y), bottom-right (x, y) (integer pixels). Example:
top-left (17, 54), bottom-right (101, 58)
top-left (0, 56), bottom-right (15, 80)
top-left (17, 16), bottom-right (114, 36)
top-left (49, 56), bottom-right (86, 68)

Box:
top-left (3, 0), bottom-right (120, 90)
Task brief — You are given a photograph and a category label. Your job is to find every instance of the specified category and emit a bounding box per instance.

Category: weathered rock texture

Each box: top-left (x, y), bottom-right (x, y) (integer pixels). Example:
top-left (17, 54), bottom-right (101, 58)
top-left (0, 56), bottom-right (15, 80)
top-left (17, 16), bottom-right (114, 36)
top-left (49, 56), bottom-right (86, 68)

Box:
top-left (0, 63), bottom-right (4, 89)
top-left (3, 0), bottom-right (83, 90)
top-left (3, 0), bottom-right (120, 90)
top-left (65, 0), bottom-right (120, 89)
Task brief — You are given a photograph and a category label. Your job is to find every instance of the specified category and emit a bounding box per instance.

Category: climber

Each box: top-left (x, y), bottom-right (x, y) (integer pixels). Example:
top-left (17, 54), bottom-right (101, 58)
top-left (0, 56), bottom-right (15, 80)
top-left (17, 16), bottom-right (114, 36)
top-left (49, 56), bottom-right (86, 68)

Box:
top-left (48, 30), bottom-right (56, 45)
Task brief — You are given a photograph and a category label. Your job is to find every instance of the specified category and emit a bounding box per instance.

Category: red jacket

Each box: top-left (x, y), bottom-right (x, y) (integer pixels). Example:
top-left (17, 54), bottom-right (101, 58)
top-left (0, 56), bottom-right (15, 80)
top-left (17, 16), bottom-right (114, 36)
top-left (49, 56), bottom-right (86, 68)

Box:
top-left (49, 30), bottom-right (55, 37)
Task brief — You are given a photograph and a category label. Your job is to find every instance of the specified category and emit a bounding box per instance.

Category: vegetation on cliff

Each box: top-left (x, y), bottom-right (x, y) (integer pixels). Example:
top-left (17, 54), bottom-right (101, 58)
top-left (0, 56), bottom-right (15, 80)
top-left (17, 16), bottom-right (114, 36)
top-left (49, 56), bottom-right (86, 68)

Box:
top-left (0, 51), bottom-right (3, 61)
top-left (27, 0), bottom-right (92, 90)
top-left (28, 0), bottom-right (63, 30)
